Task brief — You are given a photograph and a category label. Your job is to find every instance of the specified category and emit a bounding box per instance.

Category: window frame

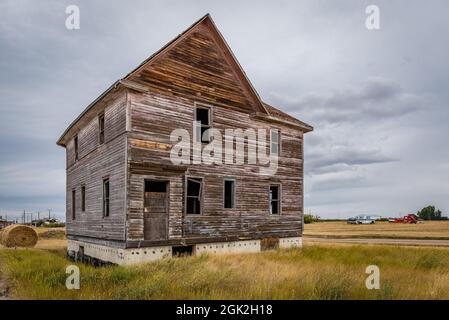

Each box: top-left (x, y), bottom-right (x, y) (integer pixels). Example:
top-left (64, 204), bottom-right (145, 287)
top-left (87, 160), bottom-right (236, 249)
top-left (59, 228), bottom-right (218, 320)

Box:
top-left (270, 128), bottom-right (281, 156)
top-left (223, 178), bottom-right (236, 209)
top-left (74, 135), bottom-right (79, 161)
top-left (98, 113), bottom-right (105, 145)
top-left (81, 185), bottom-right (86, 212)
top-left (102, 177), bottom-right (110, 218)
top-left (185, 176), bottom-right (203, 215)
top-left (269, 184), bottom-right (282, 215)
top-left (72, 189), bottom-right (76, 220)
top-left (194, 103), bottom-right (213, 144)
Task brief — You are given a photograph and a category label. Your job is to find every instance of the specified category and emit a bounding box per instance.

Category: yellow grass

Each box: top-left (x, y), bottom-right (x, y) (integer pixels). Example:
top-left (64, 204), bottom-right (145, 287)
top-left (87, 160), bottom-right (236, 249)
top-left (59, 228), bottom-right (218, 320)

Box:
top-left (2, 242), bottom-right (449, 299)
top-left (2, 226), bottom-right (449, 299)
top-left (304, 221), bottom-right (449, 240)
top-left (32, 227), bottom-right (66, 236)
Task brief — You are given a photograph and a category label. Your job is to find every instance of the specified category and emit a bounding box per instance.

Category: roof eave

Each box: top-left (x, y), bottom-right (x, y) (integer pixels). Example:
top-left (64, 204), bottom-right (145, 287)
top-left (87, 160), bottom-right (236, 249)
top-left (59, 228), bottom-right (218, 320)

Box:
top-left (56, 80), bottom-right (122, 147)
top-left (252, 112), bottom-right (314, 133)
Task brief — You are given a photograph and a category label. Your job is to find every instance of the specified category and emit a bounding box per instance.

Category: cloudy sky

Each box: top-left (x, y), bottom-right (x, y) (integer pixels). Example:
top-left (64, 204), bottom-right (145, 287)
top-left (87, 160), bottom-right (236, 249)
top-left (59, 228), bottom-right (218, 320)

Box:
top-left (1, 0), bottom-right (448, 220)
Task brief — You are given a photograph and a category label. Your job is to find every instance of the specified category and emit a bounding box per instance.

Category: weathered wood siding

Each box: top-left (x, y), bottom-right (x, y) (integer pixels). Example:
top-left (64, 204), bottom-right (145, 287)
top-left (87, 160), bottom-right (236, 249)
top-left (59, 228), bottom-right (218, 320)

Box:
top-left (127, 23), bottom-right (257, 114)
top-left (63, 17), bottom-right (308, 247)
top-left (123, 22), bottom-right (305, 244)
top-left (126, 91), bottom-right (304, 243)
top-left (66, 92), bottom-right (127, 241)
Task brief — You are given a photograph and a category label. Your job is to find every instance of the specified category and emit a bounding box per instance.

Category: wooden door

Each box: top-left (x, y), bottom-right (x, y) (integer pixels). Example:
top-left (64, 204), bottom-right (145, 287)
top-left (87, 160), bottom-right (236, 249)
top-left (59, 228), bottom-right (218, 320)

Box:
top-left (144, 181), bottom-right (168, 241)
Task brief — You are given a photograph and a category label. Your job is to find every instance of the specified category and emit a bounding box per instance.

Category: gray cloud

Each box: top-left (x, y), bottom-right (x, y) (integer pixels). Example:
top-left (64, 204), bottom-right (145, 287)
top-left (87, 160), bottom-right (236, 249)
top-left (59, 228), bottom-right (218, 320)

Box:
top-left (268, 77), bottom-right (426, 125)
top-left (1, 0), bottom-right (448, 219)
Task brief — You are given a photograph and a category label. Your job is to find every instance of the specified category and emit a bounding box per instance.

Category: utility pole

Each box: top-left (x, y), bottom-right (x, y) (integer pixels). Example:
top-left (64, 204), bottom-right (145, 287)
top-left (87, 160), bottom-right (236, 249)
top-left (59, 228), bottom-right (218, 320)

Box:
top-left (48, 209), bottom-right (51, 219)
top-left (23, 210), bottom-right (25, 224)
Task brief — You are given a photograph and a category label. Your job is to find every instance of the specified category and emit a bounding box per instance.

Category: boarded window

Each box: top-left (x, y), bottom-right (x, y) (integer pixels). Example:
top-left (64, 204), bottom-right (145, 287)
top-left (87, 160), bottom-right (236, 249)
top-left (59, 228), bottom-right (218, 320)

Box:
top-left (195, 107), bottom-right (211, 143)
top-left (270, 129), bottom-right (280, 155)
top-left (269, 185), bottom-right (280, 215)
top-left (72, 189), bottom-right (76, 220)
top-left (74, 135), bottom-right (79, 160)
top-left (99, 114), bottom-right (105, 144)
top-left (103, 178), bottom-right (110, 217)
top-left (144, 181), bottom-right (167, 213)
top-left (186, 178), bottom-right (202, 214)
top-left (224, 179), bottom-right (235, 209)
top-left (81, 186), bottom-right (86, 212)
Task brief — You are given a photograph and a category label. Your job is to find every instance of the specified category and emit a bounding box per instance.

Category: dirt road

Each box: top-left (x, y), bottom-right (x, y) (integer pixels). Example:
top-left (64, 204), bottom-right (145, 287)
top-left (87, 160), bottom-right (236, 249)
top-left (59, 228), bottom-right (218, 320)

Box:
top-left (304, 236), bottom-right (449, 247)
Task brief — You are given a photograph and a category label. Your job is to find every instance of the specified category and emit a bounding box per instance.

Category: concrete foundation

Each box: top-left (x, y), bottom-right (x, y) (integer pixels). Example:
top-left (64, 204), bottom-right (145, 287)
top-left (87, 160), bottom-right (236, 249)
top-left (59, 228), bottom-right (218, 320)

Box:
top-left (67, 236), bottom-right (302, 266)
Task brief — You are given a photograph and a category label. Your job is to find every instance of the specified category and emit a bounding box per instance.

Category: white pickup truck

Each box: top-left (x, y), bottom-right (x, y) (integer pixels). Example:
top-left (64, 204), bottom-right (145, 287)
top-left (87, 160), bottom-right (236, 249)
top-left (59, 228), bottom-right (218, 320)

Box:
top-left (347, 215), bottom-right (375, 224)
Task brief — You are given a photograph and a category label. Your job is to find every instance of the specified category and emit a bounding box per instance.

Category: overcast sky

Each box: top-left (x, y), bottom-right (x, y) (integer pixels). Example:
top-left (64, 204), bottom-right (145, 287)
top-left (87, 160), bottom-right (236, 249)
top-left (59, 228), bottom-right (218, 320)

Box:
top-left (1, 0), bottom-right (448, 220)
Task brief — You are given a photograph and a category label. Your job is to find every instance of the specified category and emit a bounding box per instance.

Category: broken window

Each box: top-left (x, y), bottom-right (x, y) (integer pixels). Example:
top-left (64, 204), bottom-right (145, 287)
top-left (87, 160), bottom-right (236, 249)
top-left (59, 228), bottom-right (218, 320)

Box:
top-left (195, 107), bottom-right (211, 143)
top-left (186, 178), bottom-right (202, 214)
top-left (224, 179), bottom-right (235, 209)
top-left (81, 185), bottom-right (86, 212)
top-left (270, 129), bottom-right (280, 155)
top-left (269, 185), bottom-right (280, 215)
top-left (103, 178), bottom-right (110, 217)
top-left (72, 189), bottom-right (76, 220)
top-left (74, 135), bottom-right (79, 160)
top-left (99, 114), bottom-right (105, 144)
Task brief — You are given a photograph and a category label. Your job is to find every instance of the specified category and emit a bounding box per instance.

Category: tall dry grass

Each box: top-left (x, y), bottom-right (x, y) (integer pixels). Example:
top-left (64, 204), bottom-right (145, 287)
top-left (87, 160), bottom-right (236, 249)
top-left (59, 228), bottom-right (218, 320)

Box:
top-left (1, 244), bottom-right (449, 299)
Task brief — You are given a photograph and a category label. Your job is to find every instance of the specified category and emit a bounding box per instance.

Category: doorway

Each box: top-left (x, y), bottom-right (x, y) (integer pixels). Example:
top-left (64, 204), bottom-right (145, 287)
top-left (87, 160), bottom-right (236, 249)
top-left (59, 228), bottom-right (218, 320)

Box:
top-left (144, 180), bottom-right (168, 241)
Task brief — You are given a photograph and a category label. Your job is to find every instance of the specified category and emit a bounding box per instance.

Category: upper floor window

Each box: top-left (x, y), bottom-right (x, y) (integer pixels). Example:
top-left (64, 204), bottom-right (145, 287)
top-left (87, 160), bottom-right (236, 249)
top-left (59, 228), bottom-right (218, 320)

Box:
top-left (98, 113), bottom-right (105, 144)
top-left (74, 135), bottom-right (79, 160)
top-left (195, 106), bottom-right (211, 143)
top-left (270, 129), bottom-right (280, 155)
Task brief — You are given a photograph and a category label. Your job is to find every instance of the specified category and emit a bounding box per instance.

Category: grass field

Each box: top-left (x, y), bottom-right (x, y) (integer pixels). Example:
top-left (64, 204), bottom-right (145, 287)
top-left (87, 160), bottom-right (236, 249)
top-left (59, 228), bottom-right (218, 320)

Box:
top-left (2, 242), bottom-right (449, 299)
top-left (2, 224), bottom-right (449, 299)
top-left (304, 221), bottom-right (449, 240)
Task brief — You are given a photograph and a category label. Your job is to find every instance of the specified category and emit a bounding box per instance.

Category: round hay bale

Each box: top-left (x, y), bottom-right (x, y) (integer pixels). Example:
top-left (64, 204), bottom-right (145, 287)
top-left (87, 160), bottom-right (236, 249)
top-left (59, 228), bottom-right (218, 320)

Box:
top-left (0, 225), bottom-right (38, 248)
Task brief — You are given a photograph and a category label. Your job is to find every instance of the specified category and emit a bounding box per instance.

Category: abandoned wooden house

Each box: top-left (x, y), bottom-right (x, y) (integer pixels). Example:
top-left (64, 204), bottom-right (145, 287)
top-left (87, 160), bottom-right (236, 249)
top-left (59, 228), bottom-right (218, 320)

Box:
top-left (57, 14), bottom-right (313, 265)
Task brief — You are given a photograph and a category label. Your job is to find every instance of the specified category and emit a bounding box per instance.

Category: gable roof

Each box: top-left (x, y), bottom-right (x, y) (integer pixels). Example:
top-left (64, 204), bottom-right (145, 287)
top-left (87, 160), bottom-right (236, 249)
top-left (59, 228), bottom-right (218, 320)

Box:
top-left (57, 14), bottom-right (312, 146)
top-left (124, 14), bottom-right (267, 114)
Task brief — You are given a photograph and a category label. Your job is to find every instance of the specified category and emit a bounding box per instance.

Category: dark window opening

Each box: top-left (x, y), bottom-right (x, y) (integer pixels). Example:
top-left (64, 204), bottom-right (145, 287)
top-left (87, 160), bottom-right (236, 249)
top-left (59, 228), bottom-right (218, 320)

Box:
top-left (145, 181), bottom-right (167, 193)
top-left (269, 185), bottom-right (280, 215)
top-left (270, 129), bottom-right (280, 155)
top-left (186, 178), bottom-right (202, 214)
top-left (224, 180), bottom-right (235, 209)
top-left (72, 189), bottom-right (76, 220)
top-left (172, 245), bottom-right (194, 257)
top-left (99, 114), bottom-right (105, 144)
top-left (74, 135), bottom-right (79, 160)
top-left (195, 107), bottom-right (211, 143)
top-left (81, 186), bottom-right (86, 212)
top-left (144, 181), bottom-right (167, 213)
top-left (103, 178), bottom-right (110, 217)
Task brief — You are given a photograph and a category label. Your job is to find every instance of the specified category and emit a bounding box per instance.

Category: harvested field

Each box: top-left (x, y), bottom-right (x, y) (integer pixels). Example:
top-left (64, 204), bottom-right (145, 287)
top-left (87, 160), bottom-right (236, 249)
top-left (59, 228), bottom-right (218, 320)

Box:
top-left (304, 221), bottom-right (449, 240)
